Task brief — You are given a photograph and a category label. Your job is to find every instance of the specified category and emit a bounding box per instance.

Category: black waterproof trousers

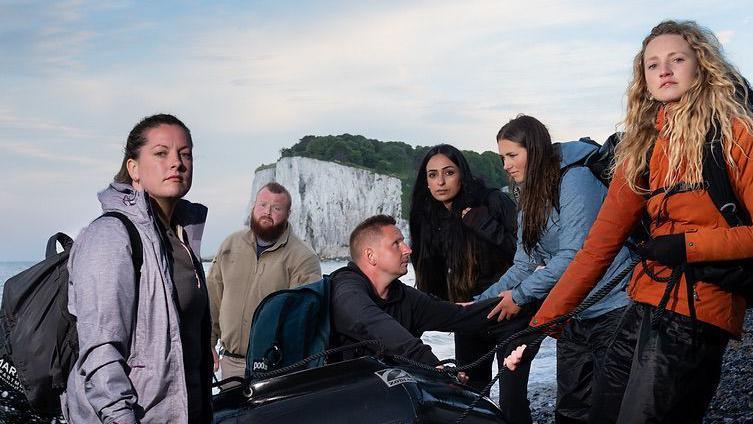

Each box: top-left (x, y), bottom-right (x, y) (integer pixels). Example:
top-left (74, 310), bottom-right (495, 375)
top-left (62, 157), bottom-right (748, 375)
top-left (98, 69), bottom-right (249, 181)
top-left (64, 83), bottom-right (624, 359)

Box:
top-left (454, 332), bottom-right (499, 391)
top-left (555, 306), bottom-right (627, 424)
top-left (465, 302), bottom-right (541, 424)
top-left (589, 303), bottom-right (729, 424)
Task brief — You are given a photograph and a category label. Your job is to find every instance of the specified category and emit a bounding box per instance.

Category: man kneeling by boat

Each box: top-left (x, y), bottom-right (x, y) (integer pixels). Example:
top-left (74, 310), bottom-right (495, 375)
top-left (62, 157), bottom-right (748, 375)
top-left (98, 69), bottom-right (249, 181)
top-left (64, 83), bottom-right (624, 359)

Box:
top-left (329, 214), bottom-right (498, 376)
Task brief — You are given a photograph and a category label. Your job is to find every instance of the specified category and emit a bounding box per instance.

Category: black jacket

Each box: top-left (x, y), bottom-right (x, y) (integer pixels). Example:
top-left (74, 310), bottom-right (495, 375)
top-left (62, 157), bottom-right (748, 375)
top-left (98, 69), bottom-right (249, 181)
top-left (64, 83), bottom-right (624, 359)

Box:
top-left (329, 262), bottom-right (497, 365)
top-left (413, 188), bottom-right (517, 301)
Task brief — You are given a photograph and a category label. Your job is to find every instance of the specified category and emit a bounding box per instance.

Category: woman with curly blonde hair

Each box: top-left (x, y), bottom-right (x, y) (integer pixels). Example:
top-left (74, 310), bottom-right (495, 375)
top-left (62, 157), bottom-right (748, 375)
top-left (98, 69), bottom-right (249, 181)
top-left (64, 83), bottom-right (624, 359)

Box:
top-left (523, 20), bottom-right (753, 423)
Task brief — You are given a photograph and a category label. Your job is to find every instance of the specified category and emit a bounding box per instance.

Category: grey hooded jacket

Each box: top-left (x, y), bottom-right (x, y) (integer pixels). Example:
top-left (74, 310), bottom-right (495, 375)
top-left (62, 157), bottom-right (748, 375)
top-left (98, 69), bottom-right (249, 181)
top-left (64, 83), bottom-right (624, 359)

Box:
top-left (477, 140), bottom-right (634, 319)
top-left (62, 183), bottom-right (209, 423)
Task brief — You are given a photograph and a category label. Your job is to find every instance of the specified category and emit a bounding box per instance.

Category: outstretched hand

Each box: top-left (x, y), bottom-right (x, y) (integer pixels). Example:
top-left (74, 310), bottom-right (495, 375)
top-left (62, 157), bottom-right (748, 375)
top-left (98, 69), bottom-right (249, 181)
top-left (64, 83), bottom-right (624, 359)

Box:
top-left (499, 330), bottom-right (544, 371)
top-left (487, 290), bottom-right (521, 321)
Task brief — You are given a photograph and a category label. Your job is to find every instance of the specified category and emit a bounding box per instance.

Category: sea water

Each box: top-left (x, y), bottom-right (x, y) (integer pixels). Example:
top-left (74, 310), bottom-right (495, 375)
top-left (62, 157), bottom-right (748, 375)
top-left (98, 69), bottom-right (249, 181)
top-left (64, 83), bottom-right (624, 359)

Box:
top-left (0, 260), bottom-right (556, 403)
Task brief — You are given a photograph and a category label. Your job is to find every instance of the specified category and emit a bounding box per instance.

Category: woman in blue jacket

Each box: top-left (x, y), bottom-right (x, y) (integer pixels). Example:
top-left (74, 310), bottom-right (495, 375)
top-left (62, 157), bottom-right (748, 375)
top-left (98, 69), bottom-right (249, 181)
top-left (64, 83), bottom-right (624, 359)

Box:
top-left (477, 115), bottom-right (635, 423)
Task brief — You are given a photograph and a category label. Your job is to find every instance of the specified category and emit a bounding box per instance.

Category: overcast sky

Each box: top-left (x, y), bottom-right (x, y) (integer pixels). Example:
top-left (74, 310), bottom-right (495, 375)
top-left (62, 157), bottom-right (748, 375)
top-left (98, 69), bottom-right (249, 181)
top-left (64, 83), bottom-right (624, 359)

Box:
top-left (1, 0), bottom-right (751, 261)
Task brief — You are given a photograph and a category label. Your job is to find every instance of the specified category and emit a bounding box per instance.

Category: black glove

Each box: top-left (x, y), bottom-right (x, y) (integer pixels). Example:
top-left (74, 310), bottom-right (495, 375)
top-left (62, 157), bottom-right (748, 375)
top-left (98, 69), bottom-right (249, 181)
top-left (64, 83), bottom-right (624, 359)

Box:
top-left (636, 234), bottom-right (687, 267)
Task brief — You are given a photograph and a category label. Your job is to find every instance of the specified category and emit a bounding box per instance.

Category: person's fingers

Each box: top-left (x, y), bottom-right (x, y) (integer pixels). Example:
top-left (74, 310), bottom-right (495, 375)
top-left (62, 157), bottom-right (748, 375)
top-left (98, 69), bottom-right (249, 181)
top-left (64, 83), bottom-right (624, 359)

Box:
top-left (503, 344), bottom-right (527, 371)
top-left (457, 371), bottom-right (469, 384)
top-left (212, 350), bottom-right (220, 372)
top-left (498, 309), bottom-right (510, 322)
top-left (487, 300), bottom-right (505, 319)
top-left (502, 355), bottom-right (515, 371)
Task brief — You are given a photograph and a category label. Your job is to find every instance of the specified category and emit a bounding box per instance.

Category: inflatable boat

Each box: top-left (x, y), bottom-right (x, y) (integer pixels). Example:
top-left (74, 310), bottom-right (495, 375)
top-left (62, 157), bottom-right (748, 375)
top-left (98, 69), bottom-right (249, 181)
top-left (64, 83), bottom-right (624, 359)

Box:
top-left (212, 355), bottom-right (504, 423)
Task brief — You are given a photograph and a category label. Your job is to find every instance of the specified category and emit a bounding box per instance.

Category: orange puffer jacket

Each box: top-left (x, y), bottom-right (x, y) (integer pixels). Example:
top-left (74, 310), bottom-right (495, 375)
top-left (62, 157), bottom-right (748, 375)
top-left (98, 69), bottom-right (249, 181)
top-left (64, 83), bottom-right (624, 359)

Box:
top-left (532, 108), bottom-right (753, 337)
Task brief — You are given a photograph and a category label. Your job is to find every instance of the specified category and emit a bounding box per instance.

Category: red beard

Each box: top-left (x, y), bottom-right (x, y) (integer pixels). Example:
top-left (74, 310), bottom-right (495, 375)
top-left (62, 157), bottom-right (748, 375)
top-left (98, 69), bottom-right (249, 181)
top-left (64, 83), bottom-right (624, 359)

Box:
top-left (251, 215), bottom-right (288, 242)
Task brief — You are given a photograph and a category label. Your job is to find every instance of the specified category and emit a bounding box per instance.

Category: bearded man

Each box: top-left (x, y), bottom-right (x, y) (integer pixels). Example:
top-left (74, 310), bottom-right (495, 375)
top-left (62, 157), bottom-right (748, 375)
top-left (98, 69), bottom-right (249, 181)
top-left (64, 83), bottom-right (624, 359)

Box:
top-left (207, 182), bottom-right (321, 379)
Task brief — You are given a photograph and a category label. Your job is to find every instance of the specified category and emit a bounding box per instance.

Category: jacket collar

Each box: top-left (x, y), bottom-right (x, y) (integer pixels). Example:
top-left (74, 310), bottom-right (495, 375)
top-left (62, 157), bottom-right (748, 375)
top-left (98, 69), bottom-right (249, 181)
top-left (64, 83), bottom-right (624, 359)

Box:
top-left (656, 104), bottom-right (668, 133)
top-left (342, 261), bottom-right (405, 305)
top-left (97, 182), bottom-right (208, 254)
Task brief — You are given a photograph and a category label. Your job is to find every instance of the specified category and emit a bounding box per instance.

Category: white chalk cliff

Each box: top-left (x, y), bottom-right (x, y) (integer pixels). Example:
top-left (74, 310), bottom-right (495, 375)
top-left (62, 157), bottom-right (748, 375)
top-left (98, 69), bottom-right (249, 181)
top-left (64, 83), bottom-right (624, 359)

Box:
top-left (250, 156), bottom-right (406, 259)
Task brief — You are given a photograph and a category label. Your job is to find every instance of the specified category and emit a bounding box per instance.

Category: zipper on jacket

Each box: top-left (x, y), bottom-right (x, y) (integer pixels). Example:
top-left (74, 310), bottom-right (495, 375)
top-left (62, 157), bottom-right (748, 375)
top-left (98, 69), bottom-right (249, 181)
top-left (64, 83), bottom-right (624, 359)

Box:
top-left (177, 224), bottom-right (202, 289)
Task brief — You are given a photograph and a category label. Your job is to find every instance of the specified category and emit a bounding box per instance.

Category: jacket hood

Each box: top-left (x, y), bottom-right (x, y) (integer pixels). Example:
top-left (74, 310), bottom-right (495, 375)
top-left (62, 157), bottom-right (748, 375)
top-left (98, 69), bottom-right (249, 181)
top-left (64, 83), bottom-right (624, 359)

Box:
top-left (556, 139), bottom-right (599, 169)
top-left (97, 182), bottom-right (208, 255)
top-left (98, 182), bottom-right (151, 225)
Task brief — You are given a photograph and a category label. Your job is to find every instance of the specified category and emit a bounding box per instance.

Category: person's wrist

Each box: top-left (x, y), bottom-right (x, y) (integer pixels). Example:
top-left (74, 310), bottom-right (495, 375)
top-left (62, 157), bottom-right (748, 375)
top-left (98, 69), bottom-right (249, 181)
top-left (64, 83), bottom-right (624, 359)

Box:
top-left (510, 289), bottom-right (524, 306)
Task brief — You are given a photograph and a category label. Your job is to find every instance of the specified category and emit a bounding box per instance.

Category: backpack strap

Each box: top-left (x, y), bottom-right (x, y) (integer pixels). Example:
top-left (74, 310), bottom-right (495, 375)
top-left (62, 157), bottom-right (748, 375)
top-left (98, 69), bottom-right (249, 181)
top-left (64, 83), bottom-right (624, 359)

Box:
top-left (704, 75), bottom-right (753, 225)
top-left (702, 127), bottom-right (751, 227)
top-left (99, 212), bottom-right (144, 278)
top-left (98, 211), bottom-right (144, 354)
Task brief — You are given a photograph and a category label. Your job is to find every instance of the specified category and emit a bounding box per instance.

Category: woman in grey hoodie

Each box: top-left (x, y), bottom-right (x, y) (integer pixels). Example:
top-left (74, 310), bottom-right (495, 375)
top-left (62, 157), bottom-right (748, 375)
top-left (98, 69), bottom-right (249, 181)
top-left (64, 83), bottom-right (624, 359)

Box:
top-left (63, 114), bottom-right (212, 423)
top-left (477, 115), bottom-right (635, 423)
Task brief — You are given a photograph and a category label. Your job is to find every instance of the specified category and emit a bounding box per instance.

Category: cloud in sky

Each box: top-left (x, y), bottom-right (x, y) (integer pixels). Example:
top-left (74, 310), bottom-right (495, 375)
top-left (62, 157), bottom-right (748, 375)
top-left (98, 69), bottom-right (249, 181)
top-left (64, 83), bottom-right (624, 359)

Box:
top-left (1, 0), bottom-right (752, 260)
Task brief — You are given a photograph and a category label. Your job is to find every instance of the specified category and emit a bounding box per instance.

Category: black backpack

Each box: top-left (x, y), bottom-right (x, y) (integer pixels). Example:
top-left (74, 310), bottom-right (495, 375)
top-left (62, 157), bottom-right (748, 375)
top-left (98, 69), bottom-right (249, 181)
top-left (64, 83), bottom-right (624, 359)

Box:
top-left (558, 133), bottom-right (622, 189)
top-left (0, 211), bottom-right (142, 415)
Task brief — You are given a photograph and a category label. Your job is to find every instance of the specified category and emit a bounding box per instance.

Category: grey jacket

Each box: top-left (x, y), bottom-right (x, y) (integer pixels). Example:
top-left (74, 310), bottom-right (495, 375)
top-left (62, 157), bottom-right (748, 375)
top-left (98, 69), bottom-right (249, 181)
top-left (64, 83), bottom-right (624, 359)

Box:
top-left (62, 183), bottom-right (209, 424)
top-left (478, 141), bottom-right (634, 319)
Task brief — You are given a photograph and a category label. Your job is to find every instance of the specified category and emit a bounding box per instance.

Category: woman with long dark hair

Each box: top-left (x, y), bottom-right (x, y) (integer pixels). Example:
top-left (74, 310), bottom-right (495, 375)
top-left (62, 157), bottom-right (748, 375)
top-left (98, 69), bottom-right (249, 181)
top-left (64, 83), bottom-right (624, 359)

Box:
top-left (528, 20), bottom-right (753, 422)
top-left (478, 115), bottom-right (635, 423)
top-left (409, 144), bottom-right (516, 391)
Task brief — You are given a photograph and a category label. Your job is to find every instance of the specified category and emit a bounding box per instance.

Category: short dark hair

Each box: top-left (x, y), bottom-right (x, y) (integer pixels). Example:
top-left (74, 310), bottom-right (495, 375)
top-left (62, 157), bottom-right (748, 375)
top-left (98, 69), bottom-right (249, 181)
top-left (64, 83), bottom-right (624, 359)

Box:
top-left (259, 182), bottom-right (292, 210)
top-left (349, 215), bottom-right (396, 260)
top-left (114, 114), bottom-right (192, 184)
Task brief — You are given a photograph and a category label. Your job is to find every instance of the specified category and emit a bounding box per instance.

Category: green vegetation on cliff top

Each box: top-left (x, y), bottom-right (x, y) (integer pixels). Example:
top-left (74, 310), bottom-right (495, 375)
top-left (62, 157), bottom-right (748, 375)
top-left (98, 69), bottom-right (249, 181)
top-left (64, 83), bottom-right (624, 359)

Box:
top-left (278, 134), bottom-right (510, 217)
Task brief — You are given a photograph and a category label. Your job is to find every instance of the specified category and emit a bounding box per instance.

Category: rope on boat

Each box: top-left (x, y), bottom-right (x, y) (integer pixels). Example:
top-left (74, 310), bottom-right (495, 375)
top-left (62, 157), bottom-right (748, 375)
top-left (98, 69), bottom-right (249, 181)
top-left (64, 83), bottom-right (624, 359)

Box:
top-left (450, 257), bottom-right (639, 423)
top-left (222, 258), bottom-right (639, 423)
top-left (241, 339), bottom-right (385, 382)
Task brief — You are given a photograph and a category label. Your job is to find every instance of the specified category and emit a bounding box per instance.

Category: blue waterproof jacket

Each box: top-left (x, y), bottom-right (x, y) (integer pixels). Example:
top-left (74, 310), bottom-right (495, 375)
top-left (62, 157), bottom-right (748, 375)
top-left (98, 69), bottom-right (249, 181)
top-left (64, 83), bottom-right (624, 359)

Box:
top-left (477, 140), bottom-right (634, 319)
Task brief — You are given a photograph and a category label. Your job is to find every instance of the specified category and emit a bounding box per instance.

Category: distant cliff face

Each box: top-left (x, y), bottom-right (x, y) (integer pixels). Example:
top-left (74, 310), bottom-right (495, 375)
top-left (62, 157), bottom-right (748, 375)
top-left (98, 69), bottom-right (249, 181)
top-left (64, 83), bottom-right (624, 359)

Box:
top-left (250, 156), bottom-right (406, 259)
